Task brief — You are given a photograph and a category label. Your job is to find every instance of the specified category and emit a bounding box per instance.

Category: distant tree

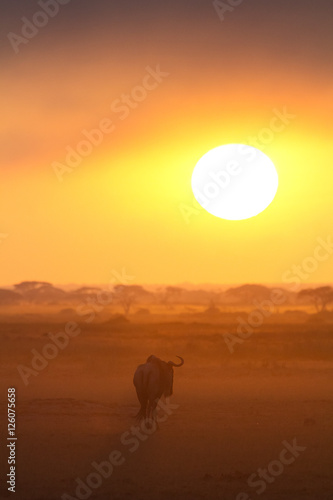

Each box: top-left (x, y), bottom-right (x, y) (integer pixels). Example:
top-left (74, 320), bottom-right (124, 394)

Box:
top-left (204, 298), bottom-right (221, 315)
top-left (13, 281), bottom-right (66, 303)
top-left (207, 289), bottom-right (223, 307)
top-left (298, 286), bottom-right (333, 312)
top-left (113, 285), bottom-right (146, 316)
top-left (166, 286), bottom-right (183, 308)
top-left (70, 287), bottom-right (102, 302)
top-left (14, 281), bottom-right (52, 293)
top-left (74, 287), bottom-right (101, 295)
top-left (0, 289), bottom-right (21, 305)
top-left (224, 284), bottom-right (272, 304)
top-left (158, 286), bottom-right (184, 309)
top-left (157, 287), bottom-right (168, 307)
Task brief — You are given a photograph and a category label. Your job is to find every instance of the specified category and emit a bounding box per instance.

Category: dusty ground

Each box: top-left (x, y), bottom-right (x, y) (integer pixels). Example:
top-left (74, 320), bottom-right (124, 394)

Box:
top-left (0, 318), bottom-right (332, 500)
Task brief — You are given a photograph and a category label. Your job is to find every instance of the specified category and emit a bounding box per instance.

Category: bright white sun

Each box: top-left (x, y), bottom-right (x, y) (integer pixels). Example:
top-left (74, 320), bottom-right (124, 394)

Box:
top-left (191, 144), bottom-right (279, 221)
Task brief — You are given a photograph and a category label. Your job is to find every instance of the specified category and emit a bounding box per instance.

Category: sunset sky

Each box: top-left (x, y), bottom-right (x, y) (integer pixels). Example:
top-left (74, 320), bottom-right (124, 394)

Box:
top-left (1, 0), bottom-right (333, 286)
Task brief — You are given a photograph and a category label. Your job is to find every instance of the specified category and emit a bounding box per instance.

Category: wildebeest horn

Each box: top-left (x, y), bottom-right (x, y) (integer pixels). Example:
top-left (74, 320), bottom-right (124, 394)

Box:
top-left (168, 356), bottom-right (184, 367)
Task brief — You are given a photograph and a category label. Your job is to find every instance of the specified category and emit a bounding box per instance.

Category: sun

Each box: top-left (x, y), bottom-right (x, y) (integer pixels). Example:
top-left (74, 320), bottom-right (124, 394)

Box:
top-left (191, 144), bottom-right (279, 220)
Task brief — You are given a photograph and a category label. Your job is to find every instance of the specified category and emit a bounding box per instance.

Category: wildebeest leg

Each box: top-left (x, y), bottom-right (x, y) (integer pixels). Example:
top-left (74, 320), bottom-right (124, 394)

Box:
top-left (146, 397), bottom-right (159, 430)
top-left (135, 389), bottom-right (147, 421)
top-left (152, 405), bottom-right (159, 430)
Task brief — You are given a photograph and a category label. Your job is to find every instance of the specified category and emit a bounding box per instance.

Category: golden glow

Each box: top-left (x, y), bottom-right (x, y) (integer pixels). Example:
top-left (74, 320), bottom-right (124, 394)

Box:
top-left (1, 14), bottom-right (333, 286)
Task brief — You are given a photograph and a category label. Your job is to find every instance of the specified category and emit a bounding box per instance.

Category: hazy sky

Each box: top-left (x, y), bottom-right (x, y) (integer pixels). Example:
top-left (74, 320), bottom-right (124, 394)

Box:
top-left (1, 0), bottom-right (333, 285)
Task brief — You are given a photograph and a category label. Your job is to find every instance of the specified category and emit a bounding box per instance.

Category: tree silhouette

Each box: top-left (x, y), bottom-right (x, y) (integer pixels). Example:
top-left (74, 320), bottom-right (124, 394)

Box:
top-left (113, 285), bottom-right (146, 316)
top-left (298, 286), bottom-right (333, 312)
top-left (0, 289), bottom-right (21, 304)
top-left (13, 281), bottom-right (66, 303)
top-left (14, 281), bottom-right (52, 293)
top-left (161, 286), bottom-right (184, 309)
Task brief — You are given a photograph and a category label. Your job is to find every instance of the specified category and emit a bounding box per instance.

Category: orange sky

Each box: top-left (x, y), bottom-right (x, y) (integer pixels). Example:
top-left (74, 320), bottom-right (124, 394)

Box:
top-left (1, 0), bottom-right (333, 286)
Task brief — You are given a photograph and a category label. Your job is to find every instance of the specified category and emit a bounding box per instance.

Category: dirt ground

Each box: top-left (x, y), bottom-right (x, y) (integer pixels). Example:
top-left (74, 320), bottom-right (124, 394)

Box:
top-left (0, 318), bottom-right (332, 500)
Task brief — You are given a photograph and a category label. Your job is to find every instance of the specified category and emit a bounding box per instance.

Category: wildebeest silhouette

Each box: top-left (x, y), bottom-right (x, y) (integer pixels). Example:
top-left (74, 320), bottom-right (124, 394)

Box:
top-left (133, 355), bottom-right (184, 423)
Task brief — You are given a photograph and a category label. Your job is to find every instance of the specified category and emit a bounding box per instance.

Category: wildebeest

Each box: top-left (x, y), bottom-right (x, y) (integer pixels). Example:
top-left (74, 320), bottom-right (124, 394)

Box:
top-left (133, 355), bottom-right (184, 423)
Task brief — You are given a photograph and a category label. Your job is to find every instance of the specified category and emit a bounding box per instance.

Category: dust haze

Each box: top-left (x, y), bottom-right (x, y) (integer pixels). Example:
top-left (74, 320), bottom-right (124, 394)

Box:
top-left (0, 282), bottom-right (332, 500)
